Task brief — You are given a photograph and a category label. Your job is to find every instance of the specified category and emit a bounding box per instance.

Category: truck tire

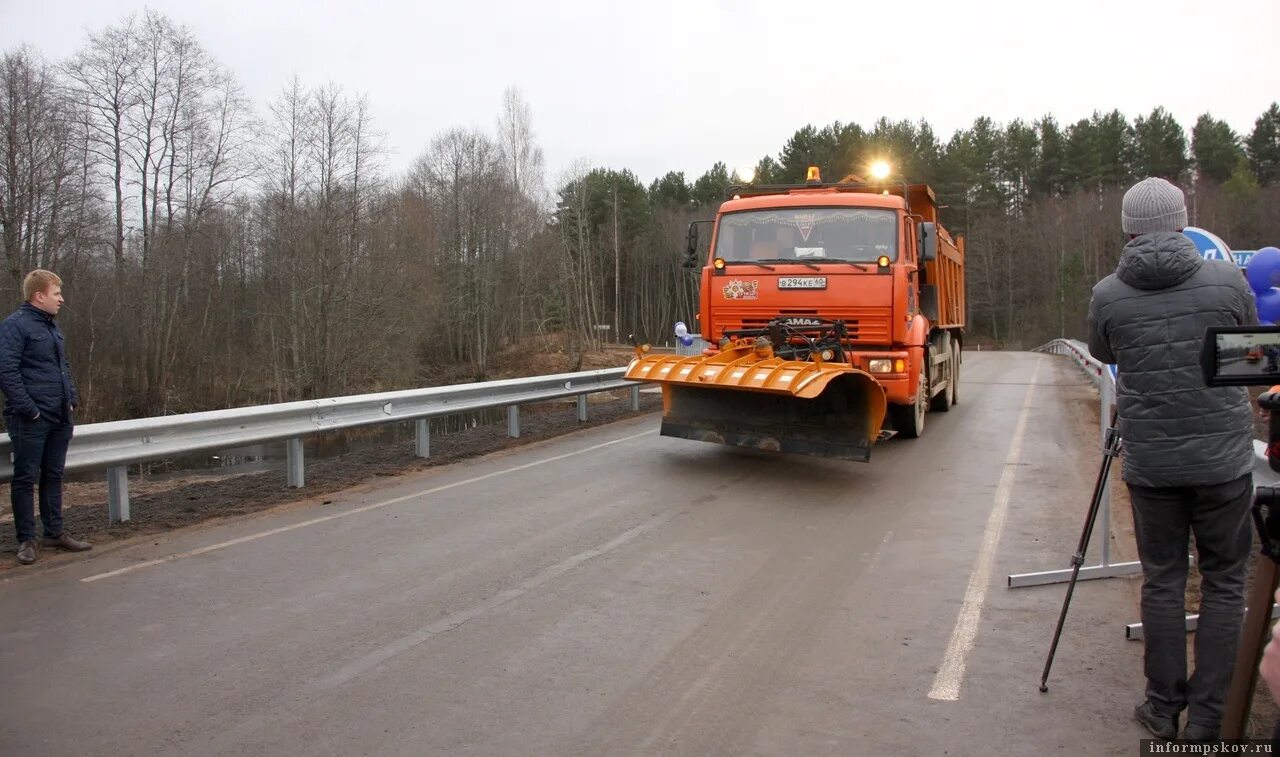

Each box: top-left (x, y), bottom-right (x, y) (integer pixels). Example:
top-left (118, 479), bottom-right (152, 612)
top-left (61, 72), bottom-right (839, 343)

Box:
top-left (891, 362), bottom-right (928, 439)
top-left (932, 344), bottom-right (956, 412)
top-left (952, 341), bottom-right (961, 406)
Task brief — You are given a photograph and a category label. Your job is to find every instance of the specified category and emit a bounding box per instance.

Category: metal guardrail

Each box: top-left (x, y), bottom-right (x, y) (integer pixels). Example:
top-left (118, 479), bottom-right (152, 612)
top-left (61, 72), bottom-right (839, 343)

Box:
top-left (1, 368), bottom-right (639, 523)
top-left (676, 334), bottom-right (710, 357)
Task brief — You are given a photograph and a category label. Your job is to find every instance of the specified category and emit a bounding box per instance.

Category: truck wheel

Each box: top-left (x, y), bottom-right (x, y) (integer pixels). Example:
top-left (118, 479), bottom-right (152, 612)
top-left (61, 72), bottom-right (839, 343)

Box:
top-left (892, 364), bottom-right (928, 439)
top-left (932, 346), bottom-right (957, 412)
top-left (952, 343), bottom-right (961, 405)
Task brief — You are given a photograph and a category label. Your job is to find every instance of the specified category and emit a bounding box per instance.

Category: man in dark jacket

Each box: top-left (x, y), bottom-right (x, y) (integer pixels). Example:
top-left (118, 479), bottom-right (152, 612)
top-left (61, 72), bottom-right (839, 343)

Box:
top-left (0, 270), bottom-right (91, 565)
top-left (1089, 178), bottom-right (1256, 742)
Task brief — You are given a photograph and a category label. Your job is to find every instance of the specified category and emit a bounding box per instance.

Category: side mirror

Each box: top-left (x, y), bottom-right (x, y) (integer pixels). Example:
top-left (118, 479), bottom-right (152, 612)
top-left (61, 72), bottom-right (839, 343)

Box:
top-left (919, 222), bottom-right (938, 262)
top-left (684, 220), bottom-right (713, 268)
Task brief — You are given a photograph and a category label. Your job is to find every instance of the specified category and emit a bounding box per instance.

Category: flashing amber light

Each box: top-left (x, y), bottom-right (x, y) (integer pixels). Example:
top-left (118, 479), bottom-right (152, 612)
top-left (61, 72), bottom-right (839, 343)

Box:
top-left (894, 359), bottom-right (906, 373)
top-left (806, 166), bottom-right (821, 184)
top-left (713, 257), bottom-right (726, 270)
top-left (877, 255), bottom-right (891, 267)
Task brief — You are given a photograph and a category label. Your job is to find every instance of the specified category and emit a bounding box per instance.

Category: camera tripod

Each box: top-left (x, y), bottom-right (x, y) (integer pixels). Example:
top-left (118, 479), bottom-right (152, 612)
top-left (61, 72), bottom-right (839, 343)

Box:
top-left (1220, 487), bottom-right (1280, 739)
top-left (1039, 415), bottom-right (1122, 692)
top-left (1220, 388), bottom-right (1280, 739)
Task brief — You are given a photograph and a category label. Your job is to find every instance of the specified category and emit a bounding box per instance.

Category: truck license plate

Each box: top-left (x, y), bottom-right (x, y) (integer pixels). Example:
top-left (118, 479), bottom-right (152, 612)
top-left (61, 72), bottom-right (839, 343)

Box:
top-left (778, 277), bottom-right (827, 289)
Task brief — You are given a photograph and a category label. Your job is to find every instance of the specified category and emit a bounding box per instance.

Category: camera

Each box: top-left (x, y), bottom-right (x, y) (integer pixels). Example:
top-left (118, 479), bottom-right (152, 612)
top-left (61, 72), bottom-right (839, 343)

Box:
top-left (1202, 326), bottom-right (1280, 475)
top-left (1201, 325), bottom-right (1280, 389)
top-left (1203, 324), bottom-right (1280, 548)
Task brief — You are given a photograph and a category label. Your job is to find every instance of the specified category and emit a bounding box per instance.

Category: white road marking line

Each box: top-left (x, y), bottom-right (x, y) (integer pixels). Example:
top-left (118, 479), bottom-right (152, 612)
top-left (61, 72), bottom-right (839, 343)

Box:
top-left (928, 359), bottom-right (1040, 701)
top-left (81, 429), bottom-right (656, 583)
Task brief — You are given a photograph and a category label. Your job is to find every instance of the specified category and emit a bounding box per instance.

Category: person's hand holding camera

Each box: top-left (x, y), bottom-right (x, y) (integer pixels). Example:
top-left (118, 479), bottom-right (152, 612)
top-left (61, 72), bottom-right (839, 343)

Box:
top-left (1261, 587), bottom-right (1280, 704)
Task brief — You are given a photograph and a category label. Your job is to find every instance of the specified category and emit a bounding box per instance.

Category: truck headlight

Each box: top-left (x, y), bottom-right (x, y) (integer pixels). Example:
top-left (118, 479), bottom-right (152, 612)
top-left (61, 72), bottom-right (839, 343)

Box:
top-left (869, 359), bottom-right (892, 373)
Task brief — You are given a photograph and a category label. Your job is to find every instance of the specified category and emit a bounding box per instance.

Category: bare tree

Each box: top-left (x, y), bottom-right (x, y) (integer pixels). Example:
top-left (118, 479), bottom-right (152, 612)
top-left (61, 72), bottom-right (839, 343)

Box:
top-left (1, 48), bottom-right (87, 288)
top-left (496, 86), bottom-right (547, 340)
top-left (63, 16), bottom-right (138, 286)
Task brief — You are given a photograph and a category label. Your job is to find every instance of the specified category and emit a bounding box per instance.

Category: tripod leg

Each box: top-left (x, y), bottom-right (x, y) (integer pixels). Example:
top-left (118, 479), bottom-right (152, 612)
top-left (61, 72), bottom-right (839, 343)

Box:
top-left (1221, 557), bottom-right (1280, 739)
top-left (1040, 432), bottom-right (1118, 691)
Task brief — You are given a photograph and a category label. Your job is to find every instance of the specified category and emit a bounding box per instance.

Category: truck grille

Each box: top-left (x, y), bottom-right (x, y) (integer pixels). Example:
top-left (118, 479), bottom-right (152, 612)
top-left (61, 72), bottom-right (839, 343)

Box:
top-left (719, 308), bottom-right (892, 344)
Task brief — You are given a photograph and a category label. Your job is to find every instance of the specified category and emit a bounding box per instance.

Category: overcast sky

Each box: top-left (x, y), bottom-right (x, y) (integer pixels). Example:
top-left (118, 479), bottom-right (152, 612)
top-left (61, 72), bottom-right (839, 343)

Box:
top-left (3, 0), bottom-right (1277, 188)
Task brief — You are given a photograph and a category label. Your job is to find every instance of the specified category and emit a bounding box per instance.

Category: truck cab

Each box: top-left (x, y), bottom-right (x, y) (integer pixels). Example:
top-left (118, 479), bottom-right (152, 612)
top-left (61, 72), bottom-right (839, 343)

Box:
top-left (691, 170), bottom-right (966, 437)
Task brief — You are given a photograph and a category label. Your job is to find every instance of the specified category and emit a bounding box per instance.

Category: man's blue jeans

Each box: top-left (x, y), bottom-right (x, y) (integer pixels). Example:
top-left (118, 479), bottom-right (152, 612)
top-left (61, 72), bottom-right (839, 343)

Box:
top-left (7, 414), bottom-right (73, 542)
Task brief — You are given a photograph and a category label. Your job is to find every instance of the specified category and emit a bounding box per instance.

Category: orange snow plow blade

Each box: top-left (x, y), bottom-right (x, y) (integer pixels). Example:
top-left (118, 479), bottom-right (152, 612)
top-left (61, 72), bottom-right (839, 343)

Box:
top-left (625, 344), bottom-right (887, 461)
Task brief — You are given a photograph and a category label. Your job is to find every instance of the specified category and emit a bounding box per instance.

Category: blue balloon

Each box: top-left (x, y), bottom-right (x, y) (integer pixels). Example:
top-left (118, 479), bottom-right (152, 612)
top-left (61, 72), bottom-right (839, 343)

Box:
top-left (1257, 288), bottom-right (1280, 324)
top-left (1246, 247), bottom-right (1280, 294)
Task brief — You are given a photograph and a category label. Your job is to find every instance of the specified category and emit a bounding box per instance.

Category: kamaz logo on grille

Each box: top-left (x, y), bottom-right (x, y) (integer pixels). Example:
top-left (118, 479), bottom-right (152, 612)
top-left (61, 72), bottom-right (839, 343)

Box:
top-left (781, 317), bottom-right (823, 327)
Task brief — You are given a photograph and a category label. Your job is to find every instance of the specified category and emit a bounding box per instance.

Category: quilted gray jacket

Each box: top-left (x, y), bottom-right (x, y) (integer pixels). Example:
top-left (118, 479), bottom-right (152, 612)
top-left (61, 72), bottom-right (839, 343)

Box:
top-left (1087, 232), bottom-right (1257, 488)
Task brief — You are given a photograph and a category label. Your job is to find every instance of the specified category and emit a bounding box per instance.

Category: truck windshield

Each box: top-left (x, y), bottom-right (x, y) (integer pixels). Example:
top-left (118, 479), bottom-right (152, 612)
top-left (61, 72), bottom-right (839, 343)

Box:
top-left (713, 208), bottom-right (897, 264)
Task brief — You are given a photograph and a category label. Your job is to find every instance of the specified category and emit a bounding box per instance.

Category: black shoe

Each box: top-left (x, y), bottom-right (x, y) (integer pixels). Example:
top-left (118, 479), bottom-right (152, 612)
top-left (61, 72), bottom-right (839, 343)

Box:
top-left (16, 540), bottom-right (37, 565)
top-left (40, 532), bottom-right (91, 552)
top-left (1181, 723), bottom-right (1219, 742)
top-left (1134, 701), bottom-right (1178, 740)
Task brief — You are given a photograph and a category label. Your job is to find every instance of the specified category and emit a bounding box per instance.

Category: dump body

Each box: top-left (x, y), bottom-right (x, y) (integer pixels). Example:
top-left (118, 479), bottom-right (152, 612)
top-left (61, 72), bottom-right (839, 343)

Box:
top-left (626, 174), bottom-right (966, 460)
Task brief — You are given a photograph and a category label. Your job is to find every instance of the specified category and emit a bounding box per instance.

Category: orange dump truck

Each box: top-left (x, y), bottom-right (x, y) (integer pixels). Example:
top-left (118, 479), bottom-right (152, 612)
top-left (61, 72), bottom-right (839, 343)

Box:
top-left (625, 167), bottom-right (965, 462)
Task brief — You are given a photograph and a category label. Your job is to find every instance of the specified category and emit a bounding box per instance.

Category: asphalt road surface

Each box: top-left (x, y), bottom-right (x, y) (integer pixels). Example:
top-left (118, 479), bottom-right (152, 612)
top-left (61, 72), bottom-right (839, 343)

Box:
top-left (0, 351), bottom-right (1149, 756)
top-left (1219, 354), bottom-right (1279, 378)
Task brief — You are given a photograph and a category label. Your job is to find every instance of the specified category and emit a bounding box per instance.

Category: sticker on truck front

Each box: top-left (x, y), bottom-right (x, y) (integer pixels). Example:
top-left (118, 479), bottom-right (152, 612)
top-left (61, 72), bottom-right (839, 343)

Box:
top-left (777, 277), bottom-right (827, 289)
top-left (722, 279), bottom-right (760, 300)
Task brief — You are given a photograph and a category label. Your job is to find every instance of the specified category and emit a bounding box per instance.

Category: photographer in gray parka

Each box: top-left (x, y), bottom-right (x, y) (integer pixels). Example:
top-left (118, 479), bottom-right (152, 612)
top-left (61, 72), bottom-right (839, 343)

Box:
top-left (1089, 177), bottom-right (1257, 742)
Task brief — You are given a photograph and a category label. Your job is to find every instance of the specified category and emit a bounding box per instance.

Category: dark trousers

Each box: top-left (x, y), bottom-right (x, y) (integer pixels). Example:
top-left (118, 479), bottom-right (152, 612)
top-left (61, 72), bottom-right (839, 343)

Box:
top-left (1128, 474), bottom-right (1253, 730)
top-left (7, 414), bottom-right (73, 543)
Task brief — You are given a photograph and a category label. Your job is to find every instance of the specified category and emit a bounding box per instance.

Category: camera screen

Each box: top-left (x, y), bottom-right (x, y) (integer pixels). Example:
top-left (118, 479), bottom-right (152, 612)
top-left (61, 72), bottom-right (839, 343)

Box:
top-left (1213, 331), bottom-right (1280, 383)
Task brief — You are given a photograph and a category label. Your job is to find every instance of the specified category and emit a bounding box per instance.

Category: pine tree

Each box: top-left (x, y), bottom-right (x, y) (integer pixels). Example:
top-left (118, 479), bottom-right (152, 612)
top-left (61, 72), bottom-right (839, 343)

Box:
top-left (1192, 113), bottom-right (1244, 183)
top-left (691, 162), bottom-right (732, 207)
top-left (1247, 102), bottom-right (1280, 186)
top-left (1032, 115), bottom-right (1067, 198)
top-left (1132, 106), bottom-right (1189, 181)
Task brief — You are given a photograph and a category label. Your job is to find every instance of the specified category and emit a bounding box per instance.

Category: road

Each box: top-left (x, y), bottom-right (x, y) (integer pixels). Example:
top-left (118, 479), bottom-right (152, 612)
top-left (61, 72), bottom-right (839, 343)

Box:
top-left (1220, 353), bottom-right (1280, 378)
top-left (0, 351), bottom-right (1147, 756)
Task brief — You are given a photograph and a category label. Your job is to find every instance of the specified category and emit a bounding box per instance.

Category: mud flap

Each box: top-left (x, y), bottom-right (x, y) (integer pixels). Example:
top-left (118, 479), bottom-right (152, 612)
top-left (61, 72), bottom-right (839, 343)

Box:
top-left (660, 372), bottom-right (887, 462)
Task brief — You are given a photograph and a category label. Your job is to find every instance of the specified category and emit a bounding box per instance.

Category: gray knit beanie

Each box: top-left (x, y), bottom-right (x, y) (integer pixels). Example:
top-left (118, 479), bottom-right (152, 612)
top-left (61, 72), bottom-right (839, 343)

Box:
top-left (1121, 177), bottom-right (1188, 235)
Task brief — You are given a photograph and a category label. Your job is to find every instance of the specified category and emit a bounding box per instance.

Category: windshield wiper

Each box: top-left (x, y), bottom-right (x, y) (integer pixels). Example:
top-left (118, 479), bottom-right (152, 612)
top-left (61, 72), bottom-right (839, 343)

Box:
top-left (819, 258), bottom-right (876, 271)
top-left (725, 260), bottom-right (775, 270)
top-left (755, 258), bottom-right (820, 271)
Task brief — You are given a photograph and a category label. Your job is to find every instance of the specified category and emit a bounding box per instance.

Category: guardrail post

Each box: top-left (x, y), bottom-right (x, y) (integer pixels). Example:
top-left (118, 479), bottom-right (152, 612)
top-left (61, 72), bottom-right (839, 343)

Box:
top-left (1098, 377), bottom-right (1114, 567)
top-left (577, 394), bottom-right (588, 422)
top-left (107, 466), bottom-right (130, 523)
top-left (286, 438), bottom-right (305, 488)
top-left (508, 405), bottom-right (520, 438)
top-left (415, 419), bottom-right (430, 458)
top-left (630, 385), bottom-right (640, 412)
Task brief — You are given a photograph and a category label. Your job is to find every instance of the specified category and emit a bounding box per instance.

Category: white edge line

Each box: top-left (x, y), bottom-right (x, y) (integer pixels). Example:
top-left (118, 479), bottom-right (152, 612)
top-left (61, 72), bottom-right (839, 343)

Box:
top-left (928, 359), bottom-right (1041, 701)
top-left (82, 429), bottom-right (656, 583)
